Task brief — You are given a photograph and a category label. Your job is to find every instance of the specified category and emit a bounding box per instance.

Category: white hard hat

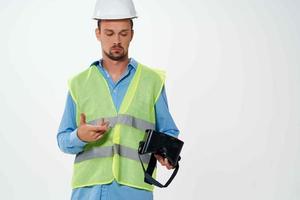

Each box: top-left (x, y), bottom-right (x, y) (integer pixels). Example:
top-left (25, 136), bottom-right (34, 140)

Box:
top-left (92, 0), bottom-right (138, 20)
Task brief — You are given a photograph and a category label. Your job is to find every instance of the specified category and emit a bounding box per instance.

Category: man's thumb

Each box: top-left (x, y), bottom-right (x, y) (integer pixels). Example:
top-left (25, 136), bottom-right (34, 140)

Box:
top-left (80, 113), bottom-right (86, 125)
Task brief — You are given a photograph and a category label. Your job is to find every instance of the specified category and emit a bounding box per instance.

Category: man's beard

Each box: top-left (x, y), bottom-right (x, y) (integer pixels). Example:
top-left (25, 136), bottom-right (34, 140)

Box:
top-left (104, 45), bottom-right (127, 61)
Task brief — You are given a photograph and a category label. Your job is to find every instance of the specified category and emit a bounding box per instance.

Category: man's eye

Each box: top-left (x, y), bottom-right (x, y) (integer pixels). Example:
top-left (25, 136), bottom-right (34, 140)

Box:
top-left (120, 32), bottom-right (128, 37)
top-left (105, 32), bottom-right (113, 36)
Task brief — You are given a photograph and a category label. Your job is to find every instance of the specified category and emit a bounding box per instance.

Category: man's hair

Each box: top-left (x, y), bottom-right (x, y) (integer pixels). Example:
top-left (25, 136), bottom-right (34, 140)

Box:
top-left (97, 19), bottom-right (134, 30)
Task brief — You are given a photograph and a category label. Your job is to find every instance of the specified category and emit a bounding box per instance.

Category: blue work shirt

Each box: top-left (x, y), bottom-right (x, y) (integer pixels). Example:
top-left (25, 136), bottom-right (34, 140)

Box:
top-left (57, 58), bottom-right (179, 200)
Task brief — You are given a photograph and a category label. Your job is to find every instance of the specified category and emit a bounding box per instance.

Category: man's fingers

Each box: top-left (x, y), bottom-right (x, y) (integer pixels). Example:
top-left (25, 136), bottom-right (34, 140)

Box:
top-left (91, 131), bottom-right (101, 138)
top-left (94, 125), bottom-right (108, 132)
top-left (85, 122), bottom-right (108, 132)
top-left (98, 118), bottom-right (110, 128)
top-left (154, 154), bottom-right (161, 161)
top-left (95, 119), bottom-right (110, 132)
top-left (80, 113), bottom-right (86, 126)
top-left (154, 154), bottom-right (174, 169)
top-left (154, 154), bottom-right (165, 166)
top-left (166, 165), bottom-right (173, 170)
top-left (95, 133), bottom-right (104, 140)
top-left (103, 121), bottom-right (110, 128)
top-left (164, 158), bottom-right (174, 169)
top-left (92, 132), bottom-right (100, 139)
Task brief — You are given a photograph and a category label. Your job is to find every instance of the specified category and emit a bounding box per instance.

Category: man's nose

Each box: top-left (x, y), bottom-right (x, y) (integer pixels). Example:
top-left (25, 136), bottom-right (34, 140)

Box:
top-left (113, 35), bottom-right (121, 44)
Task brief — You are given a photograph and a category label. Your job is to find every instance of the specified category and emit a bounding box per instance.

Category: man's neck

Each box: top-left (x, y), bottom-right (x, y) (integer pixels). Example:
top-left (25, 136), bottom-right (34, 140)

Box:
top-left (102, 56), bottom-right (130, 82)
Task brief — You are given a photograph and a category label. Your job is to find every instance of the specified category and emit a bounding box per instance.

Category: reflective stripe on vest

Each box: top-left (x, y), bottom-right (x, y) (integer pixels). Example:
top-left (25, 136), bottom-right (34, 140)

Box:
top-left (75, 144), bottom-right (151, 164)
top-left (89, 114), bottom-right (155, 132)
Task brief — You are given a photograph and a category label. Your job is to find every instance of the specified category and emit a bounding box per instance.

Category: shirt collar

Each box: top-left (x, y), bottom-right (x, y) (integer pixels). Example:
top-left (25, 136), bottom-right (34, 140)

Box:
top-left (98, 57), bottom-right (138, 70)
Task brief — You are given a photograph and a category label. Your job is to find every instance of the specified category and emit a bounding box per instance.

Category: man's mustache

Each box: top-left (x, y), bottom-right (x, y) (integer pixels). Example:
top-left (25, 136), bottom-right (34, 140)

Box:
top-left (111, 45), bottom-right (124, 49)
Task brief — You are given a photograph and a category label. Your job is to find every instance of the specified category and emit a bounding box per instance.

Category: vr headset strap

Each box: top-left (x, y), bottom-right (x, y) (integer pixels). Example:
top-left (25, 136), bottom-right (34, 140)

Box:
top-left (145, 154), bottom-right (157, 184)
top-left (140, 153), bottom-right (180, 188)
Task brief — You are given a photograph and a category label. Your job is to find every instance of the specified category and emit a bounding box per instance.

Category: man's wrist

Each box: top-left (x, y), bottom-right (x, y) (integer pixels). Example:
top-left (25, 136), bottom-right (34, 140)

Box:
top-left (70, 129), bottom-right (87, 147)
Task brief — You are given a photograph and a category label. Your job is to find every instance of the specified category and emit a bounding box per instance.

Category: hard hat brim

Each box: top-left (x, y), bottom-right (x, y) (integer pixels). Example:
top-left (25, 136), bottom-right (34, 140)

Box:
top-left (92, 15), bottom-right (138, 20)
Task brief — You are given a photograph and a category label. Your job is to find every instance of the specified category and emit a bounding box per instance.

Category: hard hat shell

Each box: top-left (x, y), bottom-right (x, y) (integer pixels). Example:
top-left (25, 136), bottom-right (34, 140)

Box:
top-left (92, 0), bottom-right (138, 20)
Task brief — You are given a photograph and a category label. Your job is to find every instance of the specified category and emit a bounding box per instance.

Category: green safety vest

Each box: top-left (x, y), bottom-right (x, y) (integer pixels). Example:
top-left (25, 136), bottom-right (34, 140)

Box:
top-left (68, 62), bottom-right (165, 191)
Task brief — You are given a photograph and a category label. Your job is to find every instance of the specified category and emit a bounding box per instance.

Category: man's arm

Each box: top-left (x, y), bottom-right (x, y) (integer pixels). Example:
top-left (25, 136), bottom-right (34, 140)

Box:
top-left (154, 86), bottom-right (180, 169)
top-left (155, 86), bottom-right (179, 137)
top-left (57, 92), bottom-right (87, 154)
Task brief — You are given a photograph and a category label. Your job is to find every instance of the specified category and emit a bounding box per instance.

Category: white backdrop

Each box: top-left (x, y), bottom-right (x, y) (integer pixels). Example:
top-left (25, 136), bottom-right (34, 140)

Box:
top-left (0, 0), bottom-right (299, 199)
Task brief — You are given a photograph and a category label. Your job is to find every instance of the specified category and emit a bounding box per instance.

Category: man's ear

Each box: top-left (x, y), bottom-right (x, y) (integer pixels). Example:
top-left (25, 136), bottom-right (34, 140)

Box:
top-left (95, 28), bottom-right (101, 41)
top-left (130, 29), bottom-right (134, 41)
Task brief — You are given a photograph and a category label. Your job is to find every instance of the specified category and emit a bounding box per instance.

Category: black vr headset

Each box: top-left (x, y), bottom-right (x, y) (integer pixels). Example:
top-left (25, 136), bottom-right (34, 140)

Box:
top-left (138, 129), bottom-right (184, 188)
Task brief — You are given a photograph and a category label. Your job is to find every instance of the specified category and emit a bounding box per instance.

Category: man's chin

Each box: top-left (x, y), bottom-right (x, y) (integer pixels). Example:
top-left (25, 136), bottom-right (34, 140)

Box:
top-left (108, 54), bottom-right (126, 61)
top-left (105, 51), bottom-right (127, 61)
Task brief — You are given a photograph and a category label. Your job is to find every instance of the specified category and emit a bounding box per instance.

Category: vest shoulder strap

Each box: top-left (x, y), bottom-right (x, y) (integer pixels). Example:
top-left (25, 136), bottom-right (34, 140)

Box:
top-left (141, 64), bottom-right (166, 83)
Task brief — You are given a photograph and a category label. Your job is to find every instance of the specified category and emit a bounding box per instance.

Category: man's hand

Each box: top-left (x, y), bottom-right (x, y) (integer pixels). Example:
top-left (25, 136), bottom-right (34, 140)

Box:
top-left (77, 113), bottom-right (109, 142)
top-left (154, 154), bottom-right (174, 170)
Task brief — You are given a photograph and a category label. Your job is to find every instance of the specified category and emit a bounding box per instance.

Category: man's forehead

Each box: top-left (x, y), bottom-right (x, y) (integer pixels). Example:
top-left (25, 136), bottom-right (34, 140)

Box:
top-left (101, 19), bottom-right (131, 28)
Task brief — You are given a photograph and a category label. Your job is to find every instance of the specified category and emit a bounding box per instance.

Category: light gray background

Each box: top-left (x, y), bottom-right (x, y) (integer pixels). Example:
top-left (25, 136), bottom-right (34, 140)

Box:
top-left (0, 0), bottom-right (299, 199)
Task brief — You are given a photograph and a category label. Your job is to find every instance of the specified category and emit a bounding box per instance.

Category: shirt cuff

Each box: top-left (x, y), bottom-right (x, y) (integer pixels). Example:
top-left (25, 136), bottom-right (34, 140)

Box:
top-left (70, 129), bottom-right (87, 147)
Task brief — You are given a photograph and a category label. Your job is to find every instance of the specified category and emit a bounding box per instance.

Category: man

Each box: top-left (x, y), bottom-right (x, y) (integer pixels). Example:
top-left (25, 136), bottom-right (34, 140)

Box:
top-left (57, 0), bottom-right (179, 199)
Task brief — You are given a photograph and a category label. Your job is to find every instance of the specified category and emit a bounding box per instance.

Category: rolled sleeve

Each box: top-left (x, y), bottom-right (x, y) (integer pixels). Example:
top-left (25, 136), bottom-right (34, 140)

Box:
top-left (70, 129), bottom-right (87, 147)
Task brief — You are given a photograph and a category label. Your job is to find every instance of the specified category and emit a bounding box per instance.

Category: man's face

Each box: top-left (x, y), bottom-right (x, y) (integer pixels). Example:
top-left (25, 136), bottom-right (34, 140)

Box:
top-left (96, 19), bottom-right (133, 61)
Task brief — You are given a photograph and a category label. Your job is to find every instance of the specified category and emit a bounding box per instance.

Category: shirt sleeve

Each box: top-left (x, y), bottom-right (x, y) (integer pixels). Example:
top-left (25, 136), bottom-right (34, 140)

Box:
top-left (154, 86), bottom-right (180, 137)
top-left (57, 92), bottom-right (87, 154)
